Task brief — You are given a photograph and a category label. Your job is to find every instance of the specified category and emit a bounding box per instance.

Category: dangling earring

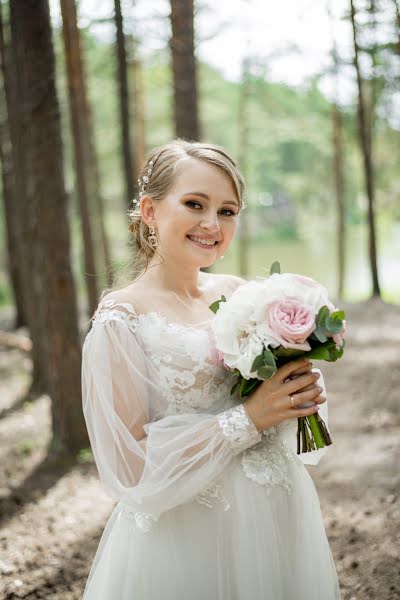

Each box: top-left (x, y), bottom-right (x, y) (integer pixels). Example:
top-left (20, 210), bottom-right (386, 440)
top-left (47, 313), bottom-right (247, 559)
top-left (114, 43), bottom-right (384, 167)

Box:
top-left (147, 225), bottom-right (158, 248)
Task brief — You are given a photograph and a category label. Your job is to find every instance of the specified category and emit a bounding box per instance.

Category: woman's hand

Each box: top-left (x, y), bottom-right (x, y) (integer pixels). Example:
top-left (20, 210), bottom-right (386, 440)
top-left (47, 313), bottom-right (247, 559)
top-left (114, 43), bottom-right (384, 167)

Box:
top-left (243, 358), bottom-right (326, 432)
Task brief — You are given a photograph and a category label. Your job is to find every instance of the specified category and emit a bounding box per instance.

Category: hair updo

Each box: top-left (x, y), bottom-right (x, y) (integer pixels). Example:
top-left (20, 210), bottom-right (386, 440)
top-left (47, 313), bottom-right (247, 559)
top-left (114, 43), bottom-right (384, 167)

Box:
top-left (123, 138), bottom-right (245, 283)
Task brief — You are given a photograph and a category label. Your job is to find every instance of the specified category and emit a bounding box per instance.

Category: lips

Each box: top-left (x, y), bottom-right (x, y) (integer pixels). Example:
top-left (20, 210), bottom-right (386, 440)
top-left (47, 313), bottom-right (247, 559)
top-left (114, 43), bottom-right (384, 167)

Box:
top-left (186, 235), bottom-right (219, 248)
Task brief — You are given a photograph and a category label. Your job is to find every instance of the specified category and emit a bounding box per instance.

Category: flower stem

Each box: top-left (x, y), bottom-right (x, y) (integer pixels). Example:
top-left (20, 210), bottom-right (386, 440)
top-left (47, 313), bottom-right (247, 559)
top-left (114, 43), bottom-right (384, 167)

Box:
top-left (307, 414), bottom-right (325, 449)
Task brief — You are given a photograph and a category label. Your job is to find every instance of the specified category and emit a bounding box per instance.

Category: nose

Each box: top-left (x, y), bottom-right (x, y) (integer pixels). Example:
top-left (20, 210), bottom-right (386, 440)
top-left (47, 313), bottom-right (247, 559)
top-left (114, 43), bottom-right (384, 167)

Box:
top-left (200, 211), bottom-right (221, 232)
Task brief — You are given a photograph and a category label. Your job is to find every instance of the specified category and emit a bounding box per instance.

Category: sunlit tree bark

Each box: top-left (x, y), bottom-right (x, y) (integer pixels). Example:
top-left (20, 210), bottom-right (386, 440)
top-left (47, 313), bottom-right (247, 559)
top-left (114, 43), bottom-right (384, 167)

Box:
top-left (10, 0), bottom-right (87, 454)
top-left (114, 0), bottom-right (136, 206)
top-left (350, 0), bottom-right (380, 297)
top-left (169, 0), bottom-right (200, 140)
top-left (60, 0), bottom-right (99, 314)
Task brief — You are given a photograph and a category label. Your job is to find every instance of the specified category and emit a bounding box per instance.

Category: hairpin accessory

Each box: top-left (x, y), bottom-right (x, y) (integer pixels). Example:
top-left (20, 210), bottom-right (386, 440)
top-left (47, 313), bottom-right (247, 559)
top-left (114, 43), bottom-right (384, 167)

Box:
top-left (138, 159), bottom-right (154, 195)
top-left (131, 158), bottom-right (155, 208)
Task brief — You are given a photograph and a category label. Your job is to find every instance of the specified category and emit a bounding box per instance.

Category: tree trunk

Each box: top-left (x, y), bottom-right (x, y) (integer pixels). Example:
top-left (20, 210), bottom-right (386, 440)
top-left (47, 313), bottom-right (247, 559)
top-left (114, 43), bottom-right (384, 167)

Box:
top-left (332, 104), bottom-right (346, 299)
top-left (328, 2), bottom-right (346, 300)
top-left (237, 56), bottom-right (251, 278)
top-left (8, 0), bottom-right (49, 395)
top-left (114, 0), bottom-right (136, 207)
top-left (129, 42), bottom-right (146, 178)
top-left (84, 97), bottom-right (114, 287)
top-left (169, 0), bottom-right (200, 141)
top-left (350, 0), bottom-right (380, 297)
top-left (14, 0), bottom-right (87, 455)
top-left (0, 3), bottom-right (26, 328)
top-left (60, 0), bottom-right (99, 315)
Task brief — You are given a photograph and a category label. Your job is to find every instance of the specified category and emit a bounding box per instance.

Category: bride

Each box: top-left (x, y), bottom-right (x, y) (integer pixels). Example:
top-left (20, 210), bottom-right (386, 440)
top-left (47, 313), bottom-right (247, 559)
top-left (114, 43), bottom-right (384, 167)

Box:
top-left (81, 139), bottom-right (342, 599)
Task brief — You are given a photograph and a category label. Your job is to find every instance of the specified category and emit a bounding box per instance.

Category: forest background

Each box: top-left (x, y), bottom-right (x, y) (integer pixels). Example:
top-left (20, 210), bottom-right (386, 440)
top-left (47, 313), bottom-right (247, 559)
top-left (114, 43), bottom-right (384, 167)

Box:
top-left (0, 0), bottom-right (399, 598)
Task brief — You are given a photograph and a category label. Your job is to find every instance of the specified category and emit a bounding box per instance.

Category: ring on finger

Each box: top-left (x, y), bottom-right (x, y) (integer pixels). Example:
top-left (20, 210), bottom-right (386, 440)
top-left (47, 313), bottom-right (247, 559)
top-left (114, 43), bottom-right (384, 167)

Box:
top-left (290, 394), bottom-right (296, 408)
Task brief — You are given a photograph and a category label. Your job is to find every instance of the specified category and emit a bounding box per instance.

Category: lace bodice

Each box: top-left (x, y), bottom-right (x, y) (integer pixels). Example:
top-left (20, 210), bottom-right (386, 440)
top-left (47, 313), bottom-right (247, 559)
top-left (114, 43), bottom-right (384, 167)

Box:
top-left (92, 298), bottom-right (239, 416)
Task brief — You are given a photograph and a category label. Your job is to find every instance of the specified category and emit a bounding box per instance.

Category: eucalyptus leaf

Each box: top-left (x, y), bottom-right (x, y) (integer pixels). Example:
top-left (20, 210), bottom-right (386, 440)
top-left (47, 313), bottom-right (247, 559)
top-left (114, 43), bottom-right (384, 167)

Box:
top-left (325, 315), bottom-right (343, 334)
top-left (314, 326), bottom-right (328, 343)
top-left (331, 309), bottom-right (345, 320)
top-left (250, 353), bottom-right (265, 372)
top-left (307, 346), bottom-right (331, 360)
top-left (262, 348), bottom-right (277, 367)
top-left (269, 261), bottom-right (281, 275)
top-left (257, 365), bottom-right (276, 379)
top-left (316, 305), bottom-right (330, 327)
top-left (208, 294), bottom-right (227, 314)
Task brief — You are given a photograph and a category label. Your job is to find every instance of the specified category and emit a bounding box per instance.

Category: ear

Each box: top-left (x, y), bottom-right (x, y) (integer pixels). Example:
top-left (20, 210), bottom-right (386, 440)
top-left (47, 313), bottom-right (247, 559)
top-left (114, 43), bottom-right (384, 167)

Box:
top-left (140, 195), bottom-right (157, 228)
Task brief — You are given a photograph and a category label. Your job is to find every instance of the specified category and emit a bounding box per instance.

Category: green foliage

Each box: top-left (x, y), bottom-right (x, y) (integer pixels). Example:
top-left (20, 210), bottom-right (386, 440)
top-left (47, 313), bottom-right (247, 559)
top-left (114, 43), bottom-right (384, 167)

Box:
top-left (269, 261), bottom-right (281, 275)
top-left (209, 294), bottom-right (226, 314)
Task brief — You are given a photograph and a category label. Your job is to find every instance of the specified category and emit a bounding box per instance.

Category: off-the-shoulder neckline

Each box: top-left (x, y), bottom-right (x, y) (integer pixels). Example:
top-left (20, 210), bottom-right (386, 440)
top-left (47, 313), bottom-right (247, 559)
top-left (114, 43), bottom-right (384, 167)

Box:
top-left (94, 298), bottom-right (215, 334)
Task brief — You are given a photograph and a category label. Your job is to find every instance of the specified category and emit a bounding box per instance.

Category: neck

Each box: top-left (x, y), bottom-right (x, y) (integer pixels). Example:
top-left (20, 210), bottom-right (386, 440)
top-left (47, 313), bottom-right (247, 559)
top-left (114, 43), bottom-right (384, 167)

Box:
top-left (144, 256), bottom-right (204, 299)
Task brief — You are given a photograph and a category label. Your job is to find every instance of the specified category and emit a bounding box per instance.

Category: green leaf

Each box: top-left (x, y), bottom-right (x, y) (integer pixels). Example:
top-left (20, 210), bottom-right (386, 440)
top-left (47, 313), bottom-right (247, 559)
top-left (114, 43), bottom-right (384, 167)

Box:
top-left (270, 261), bottom-right (281, 275)
top-left (325, 315), bottom-right (343, 334)
top-left (230, 381), bottom-right (239, 395)
top-left (250, 353), bottom-right (265, 372)
top-left (208, 294), bottom-right (227, 314)
top-left (239, 377), bottom-right (249, 397)
top-left (316, 305), bottom-right (330, 328)
top-left (307, 346), bottom-right (331, 360)
top-left (273, 346), bottom-right (305, 359)
top-left (331, 309), bottom-right (345, 320)
top-left (240, 378), bottom-right (261, 397)
top-left (262, 348), bottom-right (277, 367)
top-left (313, 326), bottom-right (328, 343)
top-left (257, 365), bottom-right (276, 379)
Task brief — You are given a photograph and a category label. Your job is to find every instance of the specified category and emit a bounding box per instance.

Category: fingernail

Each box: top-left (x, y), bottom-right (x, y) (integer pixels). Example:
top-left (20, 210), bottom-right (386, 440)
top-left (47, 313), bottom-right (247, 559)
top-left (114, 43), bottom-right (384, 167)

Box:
top-left (315, 406), bottom-right (320, 411)
top-left (317, 385), bottom-right (323, 392)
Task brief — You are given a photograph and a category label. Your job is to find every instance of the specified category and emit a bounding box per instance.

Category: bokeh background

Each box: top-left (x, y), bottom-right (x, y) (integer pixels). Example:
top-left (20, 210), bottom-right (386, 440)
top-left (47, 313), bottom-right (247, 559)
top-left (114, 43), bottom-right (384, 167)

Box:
top-left (0, 1), bottom-right (399, 599)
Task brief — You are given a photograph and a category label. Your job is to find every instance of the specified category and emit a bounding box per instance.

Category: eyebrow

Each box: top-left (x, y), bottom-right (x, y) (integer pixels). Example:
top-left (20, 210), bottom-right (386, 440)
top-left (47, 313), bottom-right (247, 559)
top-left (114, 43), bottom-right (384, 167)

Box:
top-left (182, 191), bottom-right (239, 208)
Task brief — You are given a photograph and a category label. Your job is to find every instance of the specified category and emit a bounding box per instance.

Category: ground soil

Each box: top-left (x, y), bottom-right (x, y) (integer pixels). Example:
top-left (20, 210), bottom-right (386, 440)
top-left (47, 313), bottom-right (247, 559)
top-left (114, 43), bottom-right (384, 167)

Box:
top-left (0, 298), bottom-right (399, 599)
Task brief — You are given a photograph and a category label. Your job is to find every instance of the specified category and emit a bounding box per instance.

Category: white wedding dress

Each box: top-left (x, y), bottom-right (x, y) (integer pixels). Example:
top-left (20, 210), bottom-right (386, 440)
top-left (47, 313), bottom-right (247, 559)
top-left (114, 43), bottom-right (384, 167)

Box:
top-left (81, 292), bottom-right (342, 599)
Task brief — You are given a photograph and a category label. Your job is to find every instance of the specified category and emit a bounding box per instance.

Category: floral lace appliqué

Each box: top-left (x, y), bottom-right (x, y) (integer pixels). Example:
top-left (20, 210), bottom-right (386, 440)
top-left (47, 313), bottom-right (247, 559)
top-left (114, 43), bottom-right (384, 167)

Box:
top-left (194, 483), bottom-right (231, 511)
top-left (91, 299), bottom-right (139, 333)
top-left (218, 404), bottom-right (262, 455)
top-left (241, 425), bottom-right (300, 495)
top-left (119, 504), bottom-right (159, 532)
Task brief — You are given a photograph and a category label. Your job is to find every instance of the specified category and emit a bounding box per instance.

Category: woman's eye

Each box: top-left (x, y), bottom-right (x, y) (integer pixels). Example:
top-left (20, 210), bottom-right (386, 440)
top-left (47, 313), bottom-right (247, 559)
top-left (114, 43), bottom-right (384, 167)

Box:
top-left (185, 200), bottom-right (237, 217)
top-left (186, 200), bottom-right (202, 209)
top-left (220, 209), bottom-right (237, 216)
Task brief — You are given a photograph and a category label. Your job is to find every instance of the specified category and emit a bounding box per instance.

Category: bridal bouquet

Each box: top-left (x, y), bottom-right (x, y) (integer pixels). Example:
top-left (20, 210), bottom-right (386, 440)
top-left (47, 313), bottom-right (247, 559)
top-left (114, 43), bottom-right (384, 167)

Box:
top-left (209, 262), bottom-right (346, 454)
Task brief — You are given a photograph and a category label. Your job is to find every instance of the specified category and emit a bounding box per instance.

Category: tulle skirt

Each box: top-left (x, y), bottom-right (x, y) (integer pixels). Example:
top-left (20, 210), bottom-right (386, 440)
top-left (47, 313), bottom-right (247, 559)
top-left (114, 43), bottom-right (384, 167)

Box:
top-left (83, 455), bottom-right (341, 599)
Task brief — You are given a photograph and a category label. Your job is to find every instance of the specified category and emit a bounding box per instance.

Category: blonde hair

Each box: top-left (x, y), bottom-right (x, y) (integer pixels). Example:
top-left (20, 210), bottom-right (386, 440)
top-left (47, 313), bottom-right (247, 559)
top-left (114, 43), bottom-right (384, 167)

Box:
top-left (112, 138), bottom-right (245, 288)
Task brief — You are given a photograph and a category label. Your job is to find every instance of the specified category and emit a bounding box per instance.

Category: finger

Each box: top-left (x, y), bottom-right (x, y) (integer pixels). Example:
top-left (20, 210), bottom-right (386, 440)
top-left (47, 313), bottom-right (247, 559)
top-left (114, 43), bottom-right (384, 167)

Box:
top-left (284, 365), bottom-right (312, 383)
top-left (288, 386), bottom-right (322, 408)
top-left (291, 381), bottom-right (320, 393)
top-left (276, 358), bottom-right (310, 383)
top-left (289, 403), bottom-right (321, 420)
top-left (288, 363), bottom-right (313, 378)
top-left (283, 370), bottom-right (320, 395)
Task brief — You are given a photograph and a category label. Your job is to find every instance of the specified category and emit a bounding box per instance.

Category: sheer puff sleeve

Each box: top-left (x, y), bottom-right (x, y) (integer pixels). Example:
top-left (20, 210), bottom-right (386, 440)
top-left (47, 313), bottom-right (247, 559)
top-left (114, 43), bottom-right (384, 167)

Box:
top-left (81, 301), bottom-right (262, 518)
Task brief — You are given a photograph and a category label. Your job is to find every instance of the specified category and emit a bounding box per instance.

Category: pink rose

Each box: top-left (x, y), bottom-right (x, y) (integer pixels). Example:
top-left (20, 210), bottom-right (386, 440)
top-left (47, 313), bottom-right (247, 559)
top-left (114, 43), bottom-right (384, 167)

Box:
top-left (265, 298), bottom-right (315, 350)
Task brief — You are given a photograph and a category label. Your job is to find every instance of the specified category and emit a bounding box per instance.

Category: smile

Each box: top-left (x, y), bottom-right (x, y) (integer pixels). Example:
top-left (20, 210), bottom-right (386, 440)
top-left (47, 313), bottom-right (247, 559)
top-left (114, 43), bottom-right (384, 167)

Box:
top-left (187, 235), bottom-right (219, 248)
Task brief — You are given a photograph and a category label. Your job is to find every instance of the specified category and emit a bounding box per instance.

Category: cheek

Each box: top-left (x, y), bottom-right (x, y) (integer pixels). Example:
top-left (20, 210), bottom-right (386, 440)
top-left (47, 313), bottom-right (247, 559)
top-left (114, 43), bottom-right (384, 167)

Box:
top-left (221, 219), bottom-right (237, 243)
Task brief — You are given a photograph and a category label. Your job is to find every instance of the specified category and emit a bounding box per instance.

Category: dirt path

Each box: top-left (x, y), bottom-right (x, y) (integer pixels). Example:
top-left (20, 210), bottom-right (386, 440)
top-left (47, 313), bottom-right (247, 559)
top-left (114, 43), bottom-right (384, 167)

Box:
top-left (0, 299), bottom-right (399, 599)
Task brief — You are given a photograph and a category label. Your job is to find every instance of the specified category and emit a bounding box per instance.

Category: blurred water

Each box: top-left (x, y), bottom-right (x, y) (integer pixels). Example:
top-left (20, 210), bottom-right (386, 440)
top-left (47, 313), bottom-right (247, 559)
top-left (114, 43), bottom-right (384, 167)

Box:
top-left (216, 222), bottom-right (400, 303)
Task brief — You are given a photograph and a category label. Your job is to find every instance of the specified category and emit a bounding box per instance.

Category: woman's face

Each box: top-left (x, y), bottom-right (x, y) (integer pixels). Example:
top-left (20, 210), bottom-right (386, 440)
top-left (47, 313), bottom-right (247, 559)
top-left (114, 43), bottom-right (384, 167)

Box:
top-left (143, 158), bottom-right (240, 269)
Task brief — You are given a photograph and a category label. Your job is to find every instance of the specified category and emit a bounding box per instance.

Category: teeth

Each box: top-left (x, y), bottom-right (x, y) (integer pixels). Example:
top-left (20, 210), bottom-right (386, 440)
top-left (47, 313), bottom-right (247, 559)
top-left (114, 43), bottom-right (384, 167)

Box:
top-left (188, 235), bottom-right (216, 246)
